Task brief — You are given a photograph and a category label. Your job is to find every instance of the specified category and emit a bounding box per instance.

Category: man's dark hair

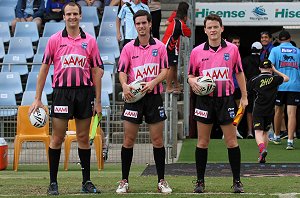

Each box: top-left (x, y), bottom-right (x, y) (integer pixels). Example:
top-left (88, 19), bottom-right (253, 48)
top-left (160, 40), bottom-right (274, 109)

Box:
top-left (133, 10), bottom-right (152, 23)
top-left (260, 31), bottom-right (272, 38)
top-left (204, 14), bottom-right (223, 27)
top-left (62, 1), bottom-right (82, 15)
top-left (176, 2), bottom-right (189, 20)
top-left (227, 35), bottom-right (240, 43)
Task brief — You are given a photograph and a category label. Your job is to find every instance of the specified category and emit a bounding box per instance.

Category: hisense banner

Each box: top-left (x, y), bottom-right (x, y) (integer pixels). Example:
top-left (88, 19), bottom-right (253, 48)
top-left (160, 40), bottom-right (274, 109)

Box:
top-left (195, 2), bottom-right (300, 26)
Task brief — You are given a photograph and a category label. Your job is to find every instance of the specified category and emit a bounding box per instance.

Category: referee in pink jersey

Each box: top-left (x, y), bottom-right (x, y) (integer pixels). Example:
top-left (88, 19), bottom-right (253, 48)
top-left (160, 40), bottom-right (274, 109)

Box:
top-left (115, 10), bottom-right (172, 194)
top-left (29, 2), bottom-right (103, 195)
top-left (187, 14), bottom-right (248, 193)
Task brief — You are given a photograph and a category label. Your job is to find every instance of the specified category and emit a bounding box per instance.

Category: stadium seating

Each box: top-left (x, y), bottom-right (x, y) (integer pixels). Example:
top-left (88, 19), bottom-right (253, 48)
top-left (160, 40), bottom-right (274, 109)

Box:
top-left (102, 71), bottom-right (113, 95)
top-left (0, 6), bottom-right (15, 25)
top-left (0, 22), bottom-right (11, 43)
top-left (42, 22), bottom-right (65, 37)
top-left (21, 91), bottom-right (48, 106)
top-left (80, 22), bottom-right (96, 38)
top-left (8, 37), bottom-right (34, 60)
top-left (13, 105), bottom-right (50, 171)
top-left (97, 36), bottom-right (120, 59)
top-left (101, 91), bottom-right (110, 117)
top-left (101, 53), bottom-right (115, 65)
top-left (0, 72), bottom-right (23, 95)
top-left (0, 90), bottom-right (17, 117)
top-left (32, 54), bottom-right (54, 76)
top-left (2, 54), bottom-right (28, 76)
top-left (99, 21), bottom-right (121, 38)
top-left (0, 38), bottom-right (4, 60)
top-left (0, 0), bottom-right (18, 7)
top-left (36, 37), bottom-right (49, 55)
top-left (81, 6), bottom-right (99, 27)
top-left (64, 118), bottom-right (103, 171)
top-left (102, 6), bottom-right (118, 22)
top-left (25, 72), bottom-right (53, 95)
top-left (14, 22), bottom-right (39, 43)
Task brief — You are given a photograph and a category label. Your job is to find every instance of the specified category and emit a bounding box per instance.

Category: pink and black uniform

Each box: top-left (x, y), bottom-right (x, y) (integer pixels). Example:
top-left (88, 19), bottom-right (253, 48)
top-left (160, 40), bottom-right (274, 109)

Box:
top-left (118, 37), bottom-right (168, 124)
top-left (43, 27), bottom-right (103, 119)
top-left (188, 39), bottom-right (244, 124)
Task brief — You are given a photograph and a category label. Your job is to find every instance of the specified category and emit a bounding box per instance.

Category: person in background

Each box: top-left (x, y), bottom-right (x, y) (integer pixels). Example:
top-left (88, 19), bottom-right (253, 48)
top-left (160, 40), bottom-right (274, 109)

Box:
top-left (247, 59), bottom-right (288, 163)
top-left (162, 1), bottom-right (191, 94)
top-left (268, 30), bottom-right (300, 150)
top-left (165, 1), bottom-right (189, 26)
top-left (260, 31), bottom-right (273, 61)
top-left (44, 0), bottom-right (73, 22)
top-left (148, 0), bottom-right (161, 39)
top-left (242, 42), bottom-right (262, 139)
top-left (12, 0), bottom-right (45, 33)
top-left (77, 0), bottom-right (101, 7)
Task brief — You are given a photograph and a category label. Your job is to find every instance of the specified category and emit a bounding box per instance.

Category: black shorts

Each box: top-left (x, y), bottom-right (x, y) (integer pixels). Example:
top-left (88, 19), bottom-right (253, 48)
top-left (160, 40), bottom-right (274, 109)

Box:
top-left (253, 115), bottom-right (273, 131)
top-left (51, 87), bottom-right (94, 119)
top-left (233, 88), bottom-right (241, 100)
top-left (246, 94), bottom-right (254, 113)
top-left (121, 93), bottom-right (167, 124)
top-left (193, 95), bottom-right (236, 125)
top-left (275, 91), bottom-right (300, 106)
top-left (167, 52), bottom-right (178, 66)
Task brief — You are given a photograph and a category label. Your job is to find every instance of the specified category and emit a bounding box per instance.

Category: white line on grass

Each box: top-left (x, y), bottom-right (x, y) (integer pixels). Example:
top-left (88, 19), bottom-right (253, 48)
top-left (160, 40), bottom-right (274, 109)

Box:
top-left (274, 193), bottom-right (299, 198)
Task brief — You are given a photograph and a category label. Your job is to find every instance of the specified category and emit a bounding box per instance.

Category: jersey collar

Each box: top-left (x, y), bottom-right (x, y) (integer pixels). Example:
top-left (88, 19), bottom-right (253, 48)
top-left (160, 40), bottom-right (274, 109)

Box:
top-left (62, 27), bottom-right (86, 39)
top-left (203, 39), bottom-right (227, 50)
top-left (134, 36), bottom-right (156, 47)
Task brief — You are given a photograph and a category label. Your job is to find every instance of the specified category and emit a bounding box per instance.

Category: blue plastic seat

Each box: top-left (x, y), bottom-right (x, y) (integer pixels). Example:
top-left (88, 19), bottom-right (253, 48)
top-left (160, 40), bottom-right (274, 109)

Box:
top-left (32, 54), bottom-right (54, 76)
top-left (36, 37), bottom-right (50, 55)
top-left (21, 91), bottom-right (48, 106)
top-left (101, 91), bottom-right (110, 117)
top-left (102, 71), bottom-right (113, 95)
top-left (0, 0), bottom-right (18, 7)
top-left (81, 6), bottom-right (99, 27)
top-left (101, 53), bottom-right (115, 65)
top-left (97, 36), bottom-right (120, 59)
top-left (0, 90), bottom-right (17, 117)
top-left (0, 38), bottom-right (5, 60)
top-left (2, 54), bottom-right (28, 76)
top-left (102, 6), bottom-right (118, 22)
top-left (80, 22), bottom-right (96, 38)
top-left (25, 72), bottom-right (53, 95)
top-left (42, 22), bottom-right (65, 37)
top-left (0, 72), bottom-right (23, 95)
top-left (8, 37), bottom-right (34, 60)
top-left (0, 6), bottom-right (15, 25)
top-left (0, 22), bottom-right (11, 43)
top-left (14, 22), bottom-right (39, 43)
top-left (99, 21), bottom-right (123, 39)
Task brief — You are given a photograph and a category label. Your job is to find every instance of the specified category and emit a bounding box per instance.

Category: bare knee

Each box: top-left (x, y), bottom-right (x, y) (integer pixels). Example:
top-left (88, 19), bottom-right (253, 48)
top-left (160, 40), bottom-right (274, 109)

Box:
top-left (152, 136), bottom-right (163, 148)
top-left (197, 139), bottom-right (210, 148)
top-left (225, 139), bottom-right (238, 148)
top-left (77, 132), bottom-right (89, 145)
top-left (123, 136), bottom-right (135, 148)
top-left (51, 135), bottom-right (65, 148)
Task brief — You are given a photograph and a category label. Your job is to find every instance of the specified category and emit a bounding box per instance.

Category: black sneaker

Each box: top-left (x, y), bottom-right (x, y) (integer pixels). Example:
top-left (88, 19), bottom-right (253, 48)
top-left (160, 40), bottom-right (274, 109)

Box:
top-left (47, 182), bottom-right (59, 195)
top-left (232, 180), bottom-right (244, 193)
top-left (280, 131), bottom-right (288, 139)
top-left (193, 180), bottom-right (205, 193)
top-left (81, 181), bottom-right (101, 193)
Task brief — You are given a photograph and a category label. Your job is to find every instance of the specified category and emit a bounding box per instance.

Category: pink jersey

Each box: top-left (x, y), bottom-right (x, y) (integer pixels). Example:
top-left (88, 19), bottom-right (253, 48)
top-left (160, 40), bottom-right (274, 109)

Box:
top-left (188, 40), bottom-right (243, 97)
top-left (43, 28), bottom-right (103, 88)
top-left (118, 37), bottom-right (168, 94)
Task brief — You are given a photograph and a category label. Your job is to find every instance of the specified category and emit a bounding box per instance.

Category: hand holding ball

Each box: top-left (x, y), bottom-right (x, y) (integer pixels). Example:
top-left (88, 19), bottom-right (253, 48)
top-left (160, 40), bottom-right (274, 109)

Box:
top-left (122, 81), bottom-right (146, 103)
top-left (29, 108), bottom-right (48, 128)
top-left (193, 76), bottom-right (216, 96)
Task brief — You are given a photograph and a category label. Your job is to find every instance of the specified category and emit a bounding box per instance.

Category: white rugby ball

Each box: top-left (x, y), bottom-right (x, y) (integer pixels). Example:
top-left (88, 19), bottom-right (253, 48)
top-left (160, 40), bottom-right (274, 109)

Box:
top-left (194, 76), bottom-right (216, 96)
top-left (122, 81), bottom-right (146, 103)
top-left (29, 108), bottom-right (48, 128)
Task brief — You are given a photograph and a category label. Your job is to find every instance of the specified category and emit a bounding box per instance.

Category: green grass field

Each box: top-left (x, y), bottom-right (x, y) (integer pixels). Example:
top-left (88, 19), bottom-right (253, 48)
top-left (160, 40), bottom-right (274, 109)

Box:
top-left (1, 139), bottom-right (300, 197)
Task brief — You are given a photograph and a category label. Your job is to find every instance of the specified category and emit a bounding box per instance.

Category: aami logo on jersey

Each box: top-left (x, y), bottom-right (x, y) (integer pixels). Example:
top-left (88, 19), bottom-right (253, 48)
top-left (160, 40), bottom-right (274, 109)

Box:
top-left (124, 110), bottom-right (138, 118)
top-left (61, 54), bottom-right (87, 68)
top-left (194, 108), bottom-right (208, 118)
top-left (281, 48), bottom-right (297, 54)
top-left (133, 63), bottom-right (159, 80)
top-left (202, 67), bottom-right (229, 81)
top-left (54, 106), bottom-right (68, 113)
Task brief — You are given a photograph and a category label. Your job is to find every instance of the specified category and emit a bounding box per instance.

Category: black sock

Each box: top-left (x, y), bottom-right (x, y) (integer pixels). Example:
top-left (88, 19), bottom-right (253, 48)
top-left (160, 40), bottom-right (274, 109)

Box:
top-left (78, 148), bottom-right (91, 184)
top-left (153, 147), bottom-right (165, 183)
top-left (195, 147), bottom-right (207, 182)
top-left (121, 146), bottom-right (133, 182)
top-left (228, 146), bottom-right (241, 181)
top-left (49, 147), bottom-right (61, 184)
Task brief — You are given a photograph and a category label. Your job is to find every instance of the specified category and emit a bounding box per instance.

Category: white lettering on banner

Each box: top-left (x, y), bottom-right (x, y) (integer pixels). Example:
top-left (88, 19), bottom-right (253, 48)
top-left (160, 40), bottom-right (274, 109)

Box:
top-left (54, 106), bottom-right (68, 113)
top-left (124, 110), bottom-right (138, 118)
top-left (194, 108), bottom-right (208, 118)
top-left (202, 67), bottom-right (229, 81)
top-left (61, 54), bottom-right (87, 68)
top-left (133, 64), bottom-right (159, 81)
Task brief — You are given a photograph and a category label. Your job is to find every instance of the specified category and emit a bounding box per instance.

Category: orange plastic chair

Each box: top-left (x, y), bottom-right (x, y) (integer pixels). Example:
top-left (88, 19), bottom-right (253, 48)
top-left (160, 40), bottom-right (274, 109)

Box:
top-left (64, 117), bottom-right (104, 171)
top-left (13, 106), bottom-right (50, 171)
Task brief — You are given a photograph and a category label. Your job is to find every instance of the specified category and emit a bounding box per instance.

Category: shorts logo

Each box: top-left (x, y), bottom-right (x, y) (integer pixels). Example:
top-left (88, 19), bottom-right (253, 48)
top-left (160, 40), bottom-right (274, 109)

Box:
top-left (158, 106), bottom-right (165, 117)
top-left (254, 123), bottom-right (261, 127)
top-left (152, 49), bottom-right (158, 57)
top-left (124, 110), bottom-right (138, 118)
top-left (54, 106), bottom-right (68, 113)
top-left (81, 42), bottom-right (88, 49)
top-left (229, 110), bottom-right (235, 118)
top-left (194, 108), bottom-right (208, 118)
top-left (224, 53), bottom-right (230, 61)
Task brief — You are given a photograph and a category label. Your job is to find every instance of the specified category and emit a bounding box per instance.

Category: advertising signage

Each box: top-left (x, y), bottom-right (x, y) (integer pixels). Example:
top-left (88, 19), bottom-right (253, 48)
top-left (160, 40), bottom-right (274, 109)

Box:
top-left (195, 2), bottom-right (300, 26)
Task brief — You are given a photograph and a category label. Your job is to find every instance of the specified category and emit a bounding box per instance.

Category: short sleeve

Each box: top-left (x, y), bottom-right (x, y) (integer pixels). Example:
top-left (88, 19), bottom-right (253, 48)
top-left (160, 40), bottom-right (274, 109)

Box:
top-left (90, 38), bottom-right (103, 69)
top-left (42, 36), bottom-right (54, 65)
top-left (118, 45), bottom-right (130, 73)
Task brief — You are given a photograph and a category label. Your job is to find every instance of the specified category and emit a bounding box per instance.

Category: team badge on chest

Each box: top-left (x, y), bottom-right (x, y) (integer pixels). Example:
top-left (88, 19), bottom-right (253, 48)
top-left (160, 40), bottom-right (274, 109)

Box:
top-left (152, 49), bottom-right (158, 57)
top-left (224, 53), bottom-right (230, 61)
top-left (81, 42), bottom-right (88, 49)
